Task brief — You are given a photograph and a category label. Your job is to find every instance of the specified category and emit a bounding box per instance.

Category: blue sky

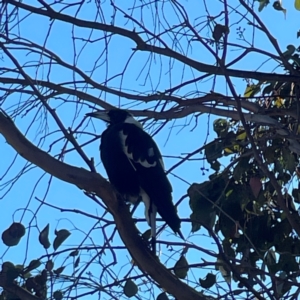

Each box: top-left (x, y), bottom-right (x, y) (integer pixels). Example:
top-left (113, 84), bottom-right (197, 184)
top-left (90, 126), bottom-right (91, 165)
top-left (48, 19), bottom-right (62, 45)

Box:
top-left (1, 0), bottom-right (300, 299)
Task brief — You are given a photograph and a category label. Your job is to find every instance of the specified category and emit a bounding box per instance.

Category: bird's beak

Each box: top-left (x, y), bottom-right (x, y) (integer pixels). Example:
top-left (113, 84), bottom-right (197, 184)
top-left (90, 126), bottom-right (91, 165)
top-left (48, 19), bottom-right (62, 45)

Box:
top-left (86, 111), bottom-right (110, 122)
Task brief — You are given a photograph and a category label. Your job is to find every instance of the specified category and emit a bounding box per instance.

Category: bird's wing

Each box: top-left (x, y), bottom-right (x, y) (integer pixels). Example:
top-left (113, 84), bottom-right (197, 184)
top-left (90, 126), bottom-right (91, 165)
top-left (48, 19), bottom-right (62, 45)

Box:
top-left (119, 124), bottom-right (181, 235)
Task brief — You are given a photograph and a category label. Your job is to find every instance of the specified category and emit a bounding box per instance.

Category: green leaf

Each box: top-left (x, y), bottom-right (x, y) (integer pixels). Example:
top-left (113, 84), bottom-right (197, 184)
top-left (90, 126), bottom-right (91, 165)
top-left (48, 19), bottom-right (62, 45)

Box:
top-left (204, 140), bottom-right (223, 171)
top-left (157, 292), bottom-right (169, 300)
top-left (292, 188), bottom-right (300, 203)
top-left (282, 45), bottom-right (295, 58)
top-left (1, 261), bottom-right (15, 272)
top-left (244, 84), bottom-right (261, 97)
top-left (249, 177), bottom-right (262, 198)
top-left (199, 273), bottom-right (216, 289)
top-left (26, 259), bottom-right (41, 272)
top-left (46, 260), bottom-right (54, 271)
top-left (282, 148), bottom-right (296, 174)
top-left (53, 266), bottom-right (65, 275)
top-left (212, 24), bottom-right (229, 42)
top-left (188, 182), bottom-right (218, 232)
top-left (273, 1), bottom-right (287, 17)
top-left (213, 119), bottom-right (228, 137)
top-left (257, 0), bottom-right (270, 12)
top-left (124, 279), bottom-right (138, 297)
top-left (216, 256), bottom-right (231, 283)
top-left (53, 229), bottom-right (71, 251)
top-left (69, 250), bottom-right (79, 257)
top-left (174, 256), bottom-right (189, 279)
top-left (232, 156), bottom-right (250, 181)
top-left (296, 0), bottom-right (300, 10)
top-left (39, 224), bottom-right (50, 249)
top-left (53, 290), bottom-right (63, 300)
top-left (265, 249), bottom-right (276, 267)
top-left (1, 222), bottom-right (26, 247)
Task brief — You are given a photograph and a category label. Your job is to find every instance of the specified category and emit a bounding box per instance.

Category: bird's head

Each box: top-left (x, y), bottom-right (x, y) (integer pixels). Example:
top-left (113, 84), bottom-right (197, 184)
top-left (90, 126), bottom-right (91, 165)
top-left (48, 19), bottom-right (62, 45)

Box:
top-left (86, 109), bottom-right (143, 128)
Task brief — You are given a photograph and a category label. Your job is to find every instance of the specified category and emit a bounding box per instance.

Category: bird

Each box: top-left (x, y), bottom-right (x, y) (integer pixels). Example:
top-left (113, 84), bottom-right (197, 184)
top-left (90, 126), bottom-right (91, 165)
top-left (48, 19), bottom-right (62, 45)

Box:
top-left (86, 108), bottom-right (183, 253)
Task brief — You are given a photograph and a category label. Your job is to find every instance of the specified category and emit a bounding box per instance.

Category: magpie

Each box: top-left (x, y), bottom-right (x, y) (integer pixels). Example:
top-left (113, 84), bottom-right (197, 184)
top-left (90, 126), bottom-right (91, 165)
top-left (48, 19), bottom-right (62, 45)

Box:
top-left (86, 108), bottom-right (183, 253)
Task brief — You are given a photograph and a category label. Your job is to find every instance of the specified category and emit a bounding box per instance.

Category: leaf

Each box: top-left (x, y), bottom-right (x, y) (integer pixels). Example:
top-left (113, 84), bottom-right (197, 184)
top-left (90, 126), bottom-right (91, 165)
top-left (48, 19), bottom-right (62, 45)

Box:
top-left (157, 292), bottom-right (169, 300)
top-left (244, 84), bottom-right (260, 98)
top-left (249, 177), bottom-right (262, 198)
top-left (124, 279), bottom-right (138, 297)
top-left (233, 156), bottom-right (250, 181)
top-left (216, 257), bottom-right (231, 283)
top-left (282, 45), bottom-right (296, 58)
top-left (273, 1), bottom-right (287, 18)
top-left (274, 97), bottom-right (284, 108)
top-left (5, 266), bottom-right (21, 283)
top-left (213, 24), bottom-right (229, 42)
top-left (39, 224), bottom-right (50, 249)
top-left (46, 260), bottom-right (54, 271)
top-left (296, 0), bottom-right (300, 11)
top-left (282, 148), bottom-right (296, 174)
top-left (53, 229), bottom-right (71, 250)
top-left (199, 273), bottom-right (216, 289)
top-left (26, 259), bottom-right (41, 272)
top-left (1, 222), bottom-right (26, 247)
top-left (190, 206), bottom-right (216, 232)
top-left (265, 249), bottom-right (276, 267)
top-left (1, 261), bottom-right (15, 272)
top-left (213, 119), bottom-right (228, 137)
top-left (53, 290), bottom-right (63, 300)
top-left (53, 266), bottom-right (65, 275)
top-left (174, 256), bottom-right (189, 279)
top-left (188, 183), bottom-right (218, 232)
top-left (257, 0), bottom-right (270, 12)
top-left (204, 140), bottom-right (223, 170)
top-left (236, 131), bottom-right (247, 141)
top-left (69, 250), bottom-right (79, 257)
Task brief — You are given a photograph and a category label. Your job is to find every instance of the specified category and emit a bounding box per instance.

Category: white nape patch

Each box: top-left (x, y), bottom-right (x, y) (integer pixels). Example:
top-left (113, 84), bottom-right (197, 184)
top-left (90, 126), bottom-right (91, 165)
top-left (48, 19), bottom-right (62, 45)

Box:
top-left (124, 115), bottom-right (143, 129)
top-left (119, 130), bottom-right (157, 168)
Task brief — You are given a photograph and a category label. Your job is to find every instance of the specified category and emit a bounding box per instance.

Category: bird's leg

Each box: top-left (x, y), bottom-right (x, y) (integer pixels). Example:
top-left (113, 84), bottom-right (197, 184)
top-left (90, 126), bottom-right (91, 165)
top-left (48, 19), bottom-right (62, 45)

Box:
top-left (150, 204), bottom-right (157, 255)
top-left (151, 236), bottom-right (156, 255)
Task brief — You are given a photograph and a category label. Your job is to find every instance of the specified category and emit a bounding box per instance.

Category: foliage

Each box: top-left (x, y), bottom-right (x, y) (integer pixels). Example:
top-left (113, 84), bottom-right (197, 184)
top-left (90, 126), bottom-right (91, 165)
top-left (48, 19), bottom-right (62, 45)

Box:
top-left (1, 1), bottom-right (300, 300)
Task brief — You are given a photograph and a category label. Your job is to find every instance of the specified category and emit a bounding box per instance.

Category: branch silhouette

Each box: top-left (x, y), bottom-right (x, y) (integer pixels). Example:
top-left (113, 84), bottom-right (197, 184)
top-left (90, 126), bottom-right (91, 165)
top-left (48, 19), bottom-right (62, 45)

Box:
top-left (0, 111), bottom-right (207, 300)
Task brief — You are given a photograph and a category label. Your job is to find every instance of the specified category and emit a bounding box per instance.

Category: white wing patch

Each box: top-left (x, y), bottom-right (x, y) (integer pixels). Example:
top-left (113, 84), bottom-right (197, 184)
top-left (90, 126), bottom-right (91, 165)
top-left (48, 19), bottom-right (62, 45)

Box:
top-left (119, 130), bottom-right (157, 168)
top-left (119, 131), bottom-right (137, 170)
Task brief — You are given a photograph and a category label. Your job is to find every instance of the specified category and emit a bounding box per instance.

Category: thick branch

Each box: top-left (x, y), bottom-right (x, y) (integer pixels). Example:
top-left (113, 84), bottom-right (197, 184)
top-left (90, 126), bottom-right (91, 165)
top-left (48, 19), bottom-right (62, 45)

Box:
top-left (0, 272), bottom-right (40, 300)
top-left (0, 111), bottom-right (206, 300)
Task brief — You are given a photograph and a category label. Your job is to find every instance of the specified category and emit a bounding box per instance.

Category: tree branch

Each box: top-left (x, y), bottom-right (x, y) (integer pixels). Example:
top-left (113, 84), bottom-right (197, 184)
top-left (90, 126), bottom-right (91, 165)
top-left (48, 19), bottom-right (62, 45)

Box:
top-left (5, 0), bottom-right (300, 83)
top-left (0, 111), bottom-right (207, 300)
